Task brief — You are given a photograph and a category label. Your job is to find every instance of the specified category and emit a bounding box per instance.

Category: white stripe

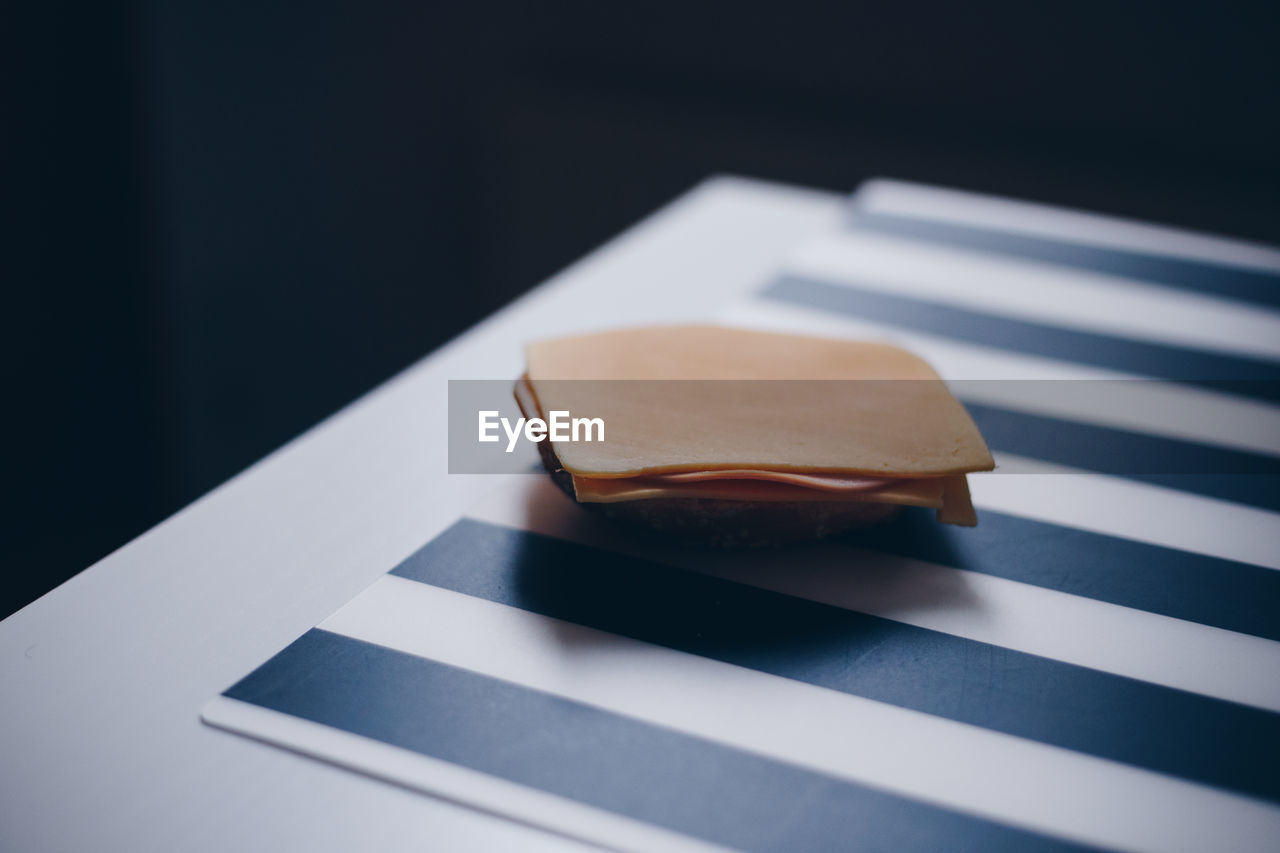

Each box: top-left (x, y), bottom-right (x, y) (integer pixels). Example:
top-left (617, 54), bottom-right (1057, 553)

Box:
top-left (721, 298), bottom-right (1280, 459)
top-left (202, 698), bottom-right (730, 853)
top-left (468, 477), bottom-right (1280, 710)
top-left (978, 455), bottom-right (1280, 571)
top-left (318, 574), bottom-right (1280, 853)
top-left (788, 232), bottom-right (1280, 360)
top-left (854, 179), bottom-right (1280, 273)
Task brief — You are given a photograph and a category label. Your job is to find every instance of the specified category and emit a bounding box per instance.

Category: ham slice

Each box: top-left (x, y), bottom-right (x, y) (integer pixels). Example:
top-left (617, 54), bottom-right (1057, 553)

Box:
top-left (571, 472), bottom-right (950, 509)
top-left (649, 469), bottom-right (893, 492)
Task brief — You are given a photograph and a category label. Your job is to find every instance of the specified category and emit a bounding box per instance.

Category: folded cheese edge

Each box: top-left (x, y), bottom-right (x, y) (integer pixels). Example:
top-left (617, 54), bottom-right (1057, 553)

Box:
top-left (938, 474), bottom-right (978, 527)
top-left (515, 374), bottom-right (979, 527)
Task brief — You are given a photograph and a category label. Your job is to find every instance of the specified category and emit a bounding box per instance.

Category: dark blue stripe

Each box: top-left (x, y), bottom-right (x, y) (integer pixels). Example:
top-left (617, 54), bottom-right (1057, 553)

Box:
top-left (227, 629), bottom-right (1091, 853)
top-left (847, 209), bottom-right (1280, 308)
top-left (964, 402), bottom-right (1280, 512)
top-left (854, 508), bottom-right (1280, 642)
top-left (389, 519), bottom-right (1280, 803)
top-left (761, 276), bottom-right (1280, 403)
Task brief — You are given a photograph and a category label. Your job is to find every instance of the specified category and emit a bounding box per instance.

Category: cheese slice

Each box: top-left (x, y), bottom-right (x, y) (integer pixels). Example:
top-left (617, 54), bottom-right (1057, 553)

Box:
top-left (525, 326), bottom-right (994, 478)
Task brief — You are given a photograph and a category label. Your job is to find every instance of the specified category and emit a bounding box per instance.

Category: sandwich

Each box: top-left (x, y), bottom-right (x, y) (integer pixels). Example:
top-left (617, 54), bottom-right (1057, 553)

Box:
top-left (514, 325), bottom-right (993, 546)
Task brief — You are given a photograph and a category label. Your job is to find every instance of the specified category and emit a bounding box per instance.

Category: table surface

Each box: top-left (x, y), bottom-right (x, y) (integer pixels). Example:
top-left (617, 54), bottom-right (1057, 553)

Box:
top-left (0, 177), bottom-right (843, 853)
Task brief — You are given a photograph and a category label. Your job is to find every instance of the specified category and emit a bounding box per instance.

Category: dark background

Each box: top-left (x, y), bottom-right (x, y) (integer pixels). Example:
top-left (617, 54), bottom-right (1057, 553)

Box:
top-left (4, 1), bottom-right (1278, 618)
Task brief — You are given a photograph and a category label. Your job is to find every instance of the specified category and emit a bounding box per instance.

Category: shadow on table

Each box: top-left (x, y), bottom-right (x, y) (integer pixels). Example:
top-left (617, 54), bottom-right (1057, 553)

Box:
top-left (508, 484), bottom-right (980, 660)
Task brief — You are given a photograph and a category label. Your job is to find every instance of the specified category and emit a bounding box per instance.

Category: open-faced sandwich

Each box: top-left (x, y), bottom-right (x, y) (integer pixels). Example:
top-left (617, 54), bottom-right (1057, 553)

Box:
top-left (514, 326), bottom-right (993, 546)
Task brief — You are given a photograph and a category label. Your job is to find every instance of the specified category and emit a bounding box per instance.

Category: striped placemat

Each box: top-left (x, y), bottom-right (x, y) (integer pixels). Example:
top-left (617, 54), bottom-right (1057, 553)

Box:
top-left (203, 180), bottom-right (1280, 853)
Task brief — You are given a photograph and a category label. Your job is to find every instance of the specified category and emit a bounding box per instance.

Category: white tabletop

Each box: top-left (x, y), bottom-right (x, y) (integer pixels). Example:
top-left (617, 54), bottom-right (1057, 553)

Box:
top-left (0, 177), bottom-right (843, 853)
